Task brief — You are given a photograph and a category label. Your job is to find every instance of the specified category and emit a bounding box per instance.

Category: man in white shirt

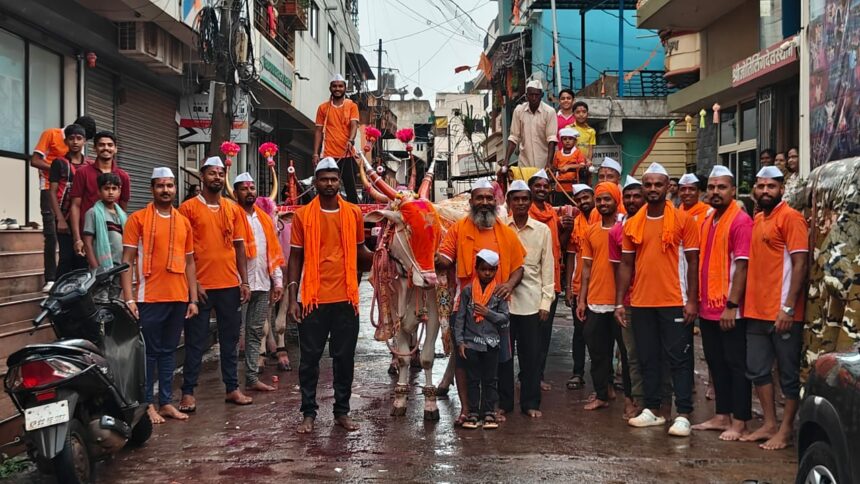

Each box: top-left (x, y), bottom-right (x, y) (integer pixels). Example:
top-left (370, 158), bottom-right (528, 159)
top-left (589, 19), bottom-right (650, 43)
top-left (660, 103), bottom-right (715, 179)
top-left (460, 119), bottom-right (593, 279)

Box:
top-left (502, 79), bottom-right (559, 171)
top-left (234, 173), bottom-right (285, 392)
top-left (498, 180), bottom-right (555, 418)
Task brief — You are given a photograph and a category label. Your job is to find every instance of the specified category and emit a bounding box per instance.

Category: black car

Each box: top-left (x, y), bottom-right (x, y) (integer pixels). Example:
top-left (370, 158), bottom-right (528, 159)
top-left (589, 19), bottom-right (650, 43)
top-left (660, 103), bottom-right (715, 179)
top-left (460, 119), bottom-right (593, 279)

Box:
top-left (796, 347), bottom-right (860, 484)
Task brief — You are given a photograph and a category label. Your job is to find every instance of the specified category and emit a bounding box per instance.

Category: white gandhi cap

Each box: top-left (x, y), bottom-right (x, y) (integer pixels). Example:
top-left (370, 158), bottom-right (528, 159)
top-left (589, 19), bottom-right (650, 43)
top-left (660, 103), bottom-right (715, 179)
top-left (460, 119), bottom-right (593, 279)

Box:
top-left (756, 166), bottom-right (784, 179)
top-left (202, 156), bottom-right (224, 169)
top-left (643, 162), bottom-right (669, 177)
top-left (600, 157), bottom-right (622, 174)
top-left (529, 169), bottom-right (549, 182)
top-left (472, 178), bottom-right (494, 191)
top-left (315, 157), bottom-right (340, 173)
top-left (572, 183), bottom-right (593, 195)
top-left (559, 127), bottom-right (579, 138)
top-left (151, 167), bottom-right (174, 179)
top-left (476, 249), bottom-right (500, 267)
top-left (526, 79), bottom-right (543, 90)
top-left (234, 172), bottom-right (254, 183)
top-left (506, 179), bottom-right (530, 195)
top-left (678, 173), bottom-right (699, 186)
top-left (330, 73), bottom-right (346, 83)
top-left (709, 165), bottom-right (734, 178)
top-left (623, 175), bottom-right (641, 189)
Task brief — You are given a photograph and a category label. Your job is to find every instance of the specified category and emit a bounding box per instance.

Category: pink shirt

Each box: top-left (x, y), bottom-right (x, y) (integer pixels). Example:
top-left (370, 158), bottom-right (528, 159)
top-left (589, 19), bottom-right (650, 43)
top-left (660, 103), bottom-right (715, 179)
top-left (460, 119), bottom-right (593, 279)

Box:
top-left (699, 211), bottom-right (753, 321)
top-left (557, 112), bottom-right (576, 147)
top-left (607, 222), bottom-right (632, 306)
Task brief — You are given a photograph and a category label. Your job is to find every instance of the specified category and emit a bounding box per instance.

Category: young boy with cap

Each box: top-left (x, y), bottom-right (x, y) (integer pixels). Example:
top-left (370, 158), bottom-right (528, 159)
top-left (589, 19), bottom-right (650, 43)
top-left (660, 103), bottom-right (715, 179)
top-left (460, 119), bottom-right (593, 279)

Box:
top-left (553, 128), bottom-right (588, 203)
top-left (455, 249), bottom-right (510, 430)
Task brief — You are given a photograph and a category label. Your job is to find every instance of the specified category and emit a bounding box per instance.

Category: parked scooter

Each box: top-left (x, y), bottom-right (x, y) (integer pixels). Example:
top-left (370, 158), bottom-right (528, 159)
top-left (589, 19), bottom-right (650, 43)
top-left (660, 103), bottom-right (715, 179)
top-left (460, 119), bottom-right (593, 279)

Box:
top-left (4, 264), bottom-right (151, 483)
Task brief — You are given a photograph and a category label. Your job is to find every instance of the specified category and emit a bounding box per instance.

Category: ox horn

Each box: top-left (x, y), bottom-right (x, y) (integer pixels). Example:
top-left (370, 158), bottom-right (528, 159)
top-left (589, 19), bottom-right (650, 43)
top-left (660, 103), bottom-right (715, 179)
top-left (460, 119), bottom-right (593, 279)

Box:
top-left (356, 149), bottom-right (400, 201)
top-left (407, 153), bottom-right (417, 192)
top-left (417, 159), bottom-right (436, 200)
top-left (269, 163), bottom-right (279, 201)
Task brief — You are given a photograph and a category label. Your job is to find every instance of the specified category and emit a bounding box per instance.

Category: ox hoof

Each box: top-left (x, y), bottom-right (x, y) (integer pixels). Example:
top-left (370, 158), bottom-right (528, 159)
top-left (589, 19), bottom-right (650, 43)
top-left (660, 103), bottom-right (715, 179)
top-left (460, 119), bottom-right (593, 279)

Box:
top-left (423, 409), bottom-right (440, 421)
top-left (391, 406), bottom-right (407, 417)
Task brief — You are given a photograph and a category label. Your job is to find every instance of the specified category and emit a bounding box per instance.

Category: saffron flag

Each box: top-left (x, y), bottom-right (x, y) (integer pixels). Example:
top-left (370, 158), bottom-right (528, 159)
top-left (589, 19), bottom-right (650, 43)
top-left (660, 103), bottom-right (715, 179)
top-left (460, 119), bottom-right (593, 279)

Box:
top-left (478, 52), bottom-right (493, 81)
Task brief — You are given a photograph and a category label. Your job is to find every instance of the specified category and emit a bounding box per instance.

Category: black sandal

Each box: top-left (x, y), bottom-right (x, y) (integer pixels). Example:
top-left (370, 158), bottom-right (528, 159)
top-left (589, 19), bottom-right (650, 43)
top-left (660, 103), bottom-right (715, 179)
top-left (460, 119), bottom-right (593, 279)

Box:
top-left (566, 375), bottom-right (585, 390)
top-left (461, 414), bottom-right (480, 429)
top-left (483, 415), bottom-right (499, 429)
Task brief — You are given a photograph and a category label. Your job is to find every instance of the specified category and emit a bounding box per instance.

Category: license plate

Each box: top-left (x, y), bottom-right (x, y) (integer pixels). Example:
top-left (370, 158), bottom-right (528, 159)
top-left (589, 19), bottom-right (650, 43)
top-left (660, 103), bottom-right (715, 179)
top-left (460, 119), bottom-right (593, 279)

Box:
top-left (24, 400), bottom-right (69, 431)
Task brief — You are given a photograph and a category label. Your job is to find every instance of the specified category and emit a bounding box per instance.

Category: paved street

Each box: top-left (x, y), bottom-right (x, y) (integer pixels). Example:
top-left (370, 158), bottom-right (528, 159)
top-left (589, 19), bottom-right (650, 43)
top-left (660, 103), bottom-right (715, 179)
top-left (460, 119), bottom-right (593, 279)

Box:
top-left (12, 282), bottom-right (797, 483)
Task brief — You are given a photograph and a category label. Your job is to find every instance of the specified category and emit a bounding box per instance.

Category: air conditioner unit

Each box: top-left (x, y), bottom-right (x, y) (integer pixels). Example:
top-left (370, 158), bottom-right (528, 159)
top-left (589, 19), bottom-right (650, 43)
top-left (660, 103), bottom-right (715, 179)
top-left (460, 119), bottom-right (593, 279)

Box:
top-left (117, 22), bottom-right (165, 64)
top-left (150, 36), bottom-right (185, 75)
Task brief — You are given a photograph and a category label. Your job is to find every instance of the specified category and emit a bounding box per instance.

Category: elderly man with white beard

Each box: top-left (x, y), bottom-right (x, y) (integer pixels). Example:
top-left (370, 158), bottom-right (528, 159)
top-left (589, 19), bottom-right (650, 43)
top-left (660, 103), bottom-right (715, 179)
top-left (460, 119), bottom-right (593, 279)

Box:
top-left (437, 179), bottom-right (526, 426)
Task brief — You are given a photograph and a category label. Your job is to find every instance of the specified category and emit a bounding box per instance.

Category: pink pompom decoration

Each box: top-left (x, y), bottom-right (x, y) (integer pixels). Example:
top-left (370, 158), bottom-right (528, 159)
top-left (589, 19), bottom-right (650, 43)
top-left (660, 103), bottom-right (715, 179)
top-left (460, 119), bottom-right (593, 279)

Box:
top-left (364, 126), bottom-right (381, 142)
top-left (221, 141), bottom-right (240, 167)
top-left (254, 196), bottom-right (277, 221)
top-left (258, 142), bottom-right (279, 167)
top-left (395, 128), bottom-right (414, 144)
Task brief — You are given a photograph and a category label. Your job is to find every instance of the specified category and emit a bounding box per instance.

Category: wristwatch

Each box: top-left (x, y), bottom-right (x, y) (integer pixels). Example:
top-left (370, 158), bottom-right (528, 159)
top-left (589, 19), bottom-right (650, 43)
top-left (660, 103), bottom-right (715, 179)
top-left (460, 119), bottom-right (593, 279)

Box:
top-left (725, 301), bottom-right (739, 310)
top-left (781, 305), bottom-right (795, 316)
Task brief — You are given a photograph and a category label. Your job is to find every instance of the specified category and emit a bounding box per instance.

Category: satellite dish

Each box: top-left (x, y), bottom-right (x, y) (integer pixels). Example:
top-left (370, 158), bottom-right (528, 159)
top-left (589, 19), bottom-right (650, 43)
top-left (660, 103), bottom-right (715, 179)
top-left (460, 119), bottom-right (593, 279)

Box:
top-left (413, 86), bottom-right (423, 98)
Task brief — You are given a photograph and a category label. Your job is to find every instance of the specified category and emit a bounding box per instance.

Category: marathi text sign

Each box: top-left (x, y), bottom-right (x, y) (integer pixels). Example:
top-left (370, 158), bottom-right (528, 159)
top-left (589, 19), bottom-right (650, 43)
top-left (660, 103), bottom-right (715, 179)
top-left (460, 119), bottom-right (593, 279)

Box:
top-left (731, 36), bottom-right (798, 87)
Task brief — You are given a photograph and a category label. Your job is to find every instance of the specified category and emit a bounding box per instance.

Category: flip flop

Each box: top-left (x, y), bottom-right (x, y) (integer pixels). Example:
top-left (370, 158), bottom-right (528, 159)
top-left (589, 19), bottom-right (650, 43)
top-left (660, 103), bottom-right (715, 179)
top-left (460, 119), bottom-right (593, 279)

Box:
top-left (178, 403), bottom-right (196, 413)
top-left (278, 361), bottom-right (292, 372)
top-left (461, 415), bottom-right (479, 429)
top-left (483, 416), bottom-right (499, 430)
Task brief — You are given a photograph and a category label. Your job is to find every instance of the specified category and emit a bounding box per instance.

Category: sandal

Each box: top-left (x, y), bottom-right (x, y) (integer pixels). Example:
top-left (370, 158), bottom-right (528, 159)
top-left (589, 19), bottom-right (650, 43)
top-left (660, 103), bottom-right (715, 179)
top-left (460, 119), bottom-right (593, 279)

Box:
top-left (483, 415), bottom-right (499, 430)
top-left (461, 415), bottom-right (480, 429)
top-left (566, 375), bottom-right (584, 390)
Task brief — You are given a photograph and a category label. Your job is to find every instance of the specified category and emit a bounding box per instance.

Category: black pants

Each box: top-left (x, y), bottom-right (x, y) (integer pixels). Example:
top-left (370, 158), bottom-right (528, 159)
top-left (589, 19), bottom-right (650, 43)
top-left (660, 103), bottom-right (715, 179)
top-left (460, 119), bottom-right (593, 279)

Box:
top-left (298, 302), bottom-right (359, 418)
top-left (570, 297), bottom-right (586, 377)
top-left (632, 307), bottom-right (694, 414)
top-left (498, 313), bottom-right (542, 413)
top-left (56, 232), bottom-right (87, 279)
top-left (584, 311), bottom-right (631, 401)
top-left (336, 157), bottom-right (359, 204)
top-left (139, 302), bottom-right (186, 405)
top-left (538, 296), bottom-right (558, 381)
top-left (40, 190), bottom-right (56, 283)
top-left (465, 347), bottom-right (499, 418)
top-left (182, 286), bottom-right (242, 395)
top-left (700, 319), bottom-right (752, 421)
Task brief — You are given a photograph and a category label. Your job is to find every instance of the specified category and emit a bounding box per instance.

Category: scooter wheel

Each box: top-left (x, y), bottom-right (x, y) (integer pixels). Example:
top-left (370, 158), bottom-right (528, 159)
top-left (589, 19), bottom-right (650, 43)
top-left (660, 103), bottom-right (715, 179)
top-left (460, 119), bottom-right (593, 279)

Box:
top-left (52, 419), bottom-right (94, 484)
top-left (128, 412), bottom-right (153, 446)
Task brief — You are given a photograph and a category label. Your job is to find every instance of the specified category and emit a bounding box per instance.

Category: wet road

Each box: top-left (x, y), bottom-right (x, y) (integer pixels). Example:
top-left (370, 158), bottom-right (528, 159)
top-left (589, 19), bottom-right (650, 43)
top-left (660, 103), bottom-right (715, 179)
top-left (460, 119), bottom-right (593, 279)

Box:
top-left (13, 282), bottom-right (797, 483)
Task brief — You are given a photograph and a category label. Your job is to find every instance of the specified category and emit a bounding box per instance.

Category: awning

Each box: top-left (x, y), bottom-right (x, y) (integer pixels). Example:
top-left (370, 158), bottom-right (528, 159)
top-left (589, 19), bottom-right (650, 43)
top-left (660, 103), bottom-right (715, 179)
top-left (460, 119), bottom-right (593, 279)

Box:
top-left (347, 52), bottom-right (375, 81)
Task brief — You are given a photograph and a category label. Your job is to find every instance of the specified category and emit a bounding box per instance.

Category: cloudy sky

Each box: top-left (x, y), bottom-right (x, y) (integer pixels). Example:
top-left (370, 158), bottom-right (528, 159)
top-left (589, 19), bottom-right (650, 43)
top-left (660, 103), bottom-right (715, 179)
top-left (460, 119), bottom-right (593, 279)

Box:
top-left (356, 0), bottom-right (498, 103)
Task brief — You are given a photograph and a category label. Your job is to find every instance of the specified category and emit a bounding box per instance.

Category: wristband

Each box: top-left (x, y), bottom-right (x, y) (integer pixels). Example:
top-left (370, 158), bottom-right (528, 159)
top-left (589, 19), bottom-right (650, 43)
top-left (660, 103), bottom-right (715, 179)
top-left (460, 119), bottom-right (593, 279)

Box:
top-left (287, 281), bottom-right (298, 289)
top-left (126, 300), bottom-right (136, 305)
top-left (614, 304), bottom-right (624, 309)
top-left (189, 301), bottom-right (198, 305)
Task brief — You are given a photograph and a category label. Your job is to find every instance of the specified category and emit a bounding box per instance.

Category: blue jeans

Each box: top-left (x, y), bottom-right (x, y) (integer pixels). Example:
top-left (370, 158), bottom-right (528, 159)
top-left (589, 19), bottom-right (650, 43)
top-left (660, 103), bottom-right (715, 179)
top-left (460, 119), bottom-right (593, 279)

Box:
top-left (139, 302), bottom-right (186, 405)
top-left (182, 286), bottom-right (242, 395)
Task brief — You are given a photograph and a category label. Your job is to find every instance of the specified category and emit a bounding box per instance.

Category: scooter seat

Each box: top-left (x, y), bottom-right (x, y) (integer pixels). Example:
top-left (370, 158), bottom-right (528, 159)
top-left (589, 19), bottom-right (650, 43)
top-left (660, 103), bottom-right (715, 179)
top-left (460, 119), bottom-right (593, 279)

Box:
top-left (56, 339), bottom-right (101, 354)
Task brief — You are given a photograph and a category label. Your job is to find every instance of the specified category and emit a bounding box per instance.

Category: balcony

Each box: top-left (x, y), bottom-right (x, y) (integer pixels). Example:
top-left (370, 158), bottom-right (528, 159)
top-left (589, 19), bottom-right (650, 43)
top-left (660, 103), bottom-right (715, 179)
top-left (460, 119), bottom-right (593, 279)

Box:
top-left (277, 0), bottom-right (309, 31)
top-left (579, 70), bottom-right (678, 98)
top-left (636, 0), bottom-right (747, 30)
top-left (254, 0), bottom-right (294, 62)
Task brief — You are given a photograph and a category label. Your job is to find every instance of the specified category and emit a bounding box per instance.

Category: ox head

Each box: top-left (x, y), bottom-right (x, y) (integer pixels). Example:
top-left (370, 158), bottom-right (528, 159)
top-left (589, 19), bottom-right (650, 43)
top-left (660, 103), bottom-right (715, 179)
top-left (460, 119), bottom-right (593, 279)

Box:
top-left (366, 198), bottom-right (442, 288)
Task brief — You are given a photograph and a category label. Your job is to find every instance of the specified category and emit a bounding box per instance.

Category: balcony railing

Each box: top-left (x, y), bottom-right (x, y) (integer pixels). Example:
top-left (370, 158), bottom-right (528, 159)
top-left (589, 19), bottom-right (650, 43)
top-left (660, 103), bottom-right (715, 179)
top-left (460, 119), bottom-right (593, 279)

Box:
top-left (583, 70), bottom-right (678, 98)
top-left (254, 0), bottom-right (294, 62)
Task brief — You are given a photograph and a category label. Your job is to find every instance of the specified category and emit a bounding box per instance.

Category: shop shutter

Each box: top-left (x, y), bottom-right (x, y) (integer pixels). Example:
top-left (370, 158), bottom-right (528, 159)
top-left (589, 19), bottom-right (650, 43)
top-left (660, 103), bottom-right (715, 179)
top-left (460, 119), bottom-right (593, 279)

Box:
top-left (85, 68), bottom-right (116, 136)
top-left (758, 88), bottom-right (774, 153)
top-left (116, 79), bottom-right (178, 212)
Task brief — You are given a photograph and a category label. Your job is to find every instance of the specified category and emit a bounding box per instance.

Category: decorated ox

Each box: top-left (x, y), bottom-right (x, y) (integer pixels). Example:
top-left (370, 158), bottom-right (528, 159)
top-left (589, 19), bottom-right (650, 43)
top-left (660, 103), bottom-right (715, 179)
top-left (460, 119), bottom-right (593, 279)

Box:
top-left (358, 152), bottom-right (455, 420)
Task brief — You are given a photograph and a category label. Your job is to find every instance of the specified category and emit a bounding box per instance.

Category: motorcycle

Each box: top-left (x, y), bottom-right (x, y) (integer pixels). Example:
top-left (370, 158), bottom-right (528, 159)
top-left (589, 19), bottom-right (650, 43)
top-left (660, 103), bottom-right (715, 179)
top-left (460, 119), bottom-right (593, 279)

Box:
top-left (4, 263), bottom-right (151, 483)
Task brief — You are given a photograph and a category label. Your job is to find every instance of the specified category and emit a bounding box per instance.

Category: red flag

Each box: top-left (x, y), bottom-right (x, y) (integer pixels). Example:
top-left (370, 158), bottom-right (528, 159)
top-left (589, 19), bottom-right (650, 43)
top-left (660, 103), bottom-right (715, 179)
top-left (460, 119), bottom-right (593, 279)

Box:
top-left (454, 65), bottom-right (472, 74)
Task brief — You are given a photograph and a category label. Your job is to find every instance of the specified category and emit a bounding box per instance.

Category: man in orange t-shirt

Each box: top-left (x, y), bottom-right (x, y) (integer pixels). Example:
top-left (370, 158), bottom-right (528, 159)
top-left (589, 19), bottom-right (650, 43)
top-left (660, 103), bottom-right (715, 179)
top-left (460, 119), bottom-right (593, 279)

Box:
top-left (577, 182), bottom-right (633, 415)
top-left (740, 166), bottom-right (808, 451)
top-left (121, 167), bottom-right (198, 424)
top-left (313, 74), bottom-right (360, 203)
top-left (30, 116), bottom-right (96, 291)
top-left (287, 158), bottom-right (373, 434)
top-left (436, 179), bottom-right (525, 422)
top-left (678, 173), bottom-right (711, 225)
top-left (616, 162), bottom-right (700, 437)
top-left (564, 184), bottom-right (594, 390)
top-left (179, 156), bottom-right (252, 411)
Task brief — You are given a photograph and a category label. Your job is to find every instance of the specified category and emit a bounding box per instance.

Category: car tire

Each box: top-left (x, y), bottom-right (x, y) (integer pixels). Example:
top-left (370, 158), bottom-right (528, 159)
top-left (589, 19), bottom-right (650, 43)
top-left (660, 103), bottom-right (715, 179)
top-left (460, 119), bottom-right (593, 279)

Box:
top-left (796, 441), bottom-right (840, 484)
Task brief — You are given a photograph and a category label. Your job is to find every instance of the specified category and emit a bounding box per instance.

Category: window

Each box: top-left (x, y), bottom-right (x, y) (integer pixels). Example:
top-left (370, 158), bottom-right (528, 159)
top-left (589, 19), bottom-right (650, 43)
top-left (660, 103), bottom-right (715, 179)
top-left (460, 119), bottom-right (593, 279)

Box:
top-left (0, 29), bottom-right (62, 156)
top-left (340, 42), bottom-right (345, 73)
top-left (741, 101), bottom-right (757, 141)
top-left (309, 2), bottom-right (319, 41)
top-left (327, 28), bottom-right (335, 64)
top-left (718, 100), bottom-right (758, 195)
top-left (719, 108), bottom-right (737, 145)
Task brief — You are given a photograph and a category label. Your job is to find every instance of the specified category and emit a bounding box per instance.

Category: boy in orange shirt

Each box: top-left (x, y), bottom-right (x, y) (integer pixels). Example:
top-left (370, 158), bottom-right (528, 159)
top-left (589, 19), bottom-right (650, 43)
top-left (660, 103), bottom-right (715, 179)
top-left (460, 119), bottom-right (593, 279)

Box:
top-left (121, 168), bottom-right (198, 424)
top-left (740, 166), bottom-right (808, 451)
top-left (313, 74), bottom-right (360, 203)
top-left (552, 127), bottom-right (588, 205)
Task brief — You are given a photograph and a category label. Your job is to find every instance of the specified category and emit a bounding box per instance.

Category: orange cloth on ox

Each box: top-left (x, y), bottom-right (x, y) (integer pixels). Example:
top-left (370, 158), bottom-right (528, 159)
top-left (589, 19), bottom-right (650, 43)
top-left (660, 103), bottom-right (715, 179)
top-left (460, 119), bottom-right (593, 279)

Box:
top-left (399, 199), bottom-right (442, 272)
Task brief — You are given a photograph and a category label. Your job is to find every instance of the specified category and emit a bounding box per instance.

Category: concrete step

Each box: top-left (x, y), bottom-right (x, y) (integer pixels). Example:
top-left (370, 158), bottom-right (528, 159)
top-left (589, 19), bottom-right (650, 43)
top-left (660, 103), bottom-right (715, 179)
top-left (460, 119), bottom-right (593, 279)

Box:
top-left (0, 250), bottom-right (43, 273)
top-left (0, 323), bottom-right (54, 370)
top-left (0, 229), bottom-right (42, 252)
top-left (0, 270), bottom-right (44, 298)
top-left (0, 293), bottom-right (45, 327)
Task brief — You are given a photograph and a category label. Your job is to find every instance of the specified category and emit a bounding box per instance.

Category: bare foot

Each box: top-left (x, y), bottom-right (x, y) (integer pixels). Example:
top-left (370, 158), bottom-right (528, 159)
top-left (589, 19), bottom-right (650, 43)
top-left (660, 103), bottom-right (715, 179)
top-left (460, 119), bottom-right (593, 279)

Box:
top-left (147, 404), bottom-right (166, 424)
top-left (158, 404), bottom-right (189, 421)
top-left (623, 398), bottom-right (640, 419)
top-left (540, 381), bottom-right (552, 391)
top-left (224, 390), bottom-right (253, 405)
top-left (178, 394), bottom-right (196, 413)
top-left (246, 381), bottom-right (276, 392)
top-left (760, 429), bottom-right (792, 450)
top-left (297, 416), bottom-right (315, 434)
top-left (719, 420), bottom-right (748, 441)
top-left (584, 399), bottom-right (609, 411)
top-left (495, 410), bottom-right (507, 423)
top-left (334, 415), bottom-right (360, 431)
top-left (607, 387), bottom-right (617, 401)
top-left (740, 423), bottom-right (778, 442)
top-left (526, 409), bottom-right (543, 418)
top-left (706, 386), bottom-right (715, 400)
top-left (692, 414), bottom-right (731, 431)
top-left (587, 392), bottom-right (597, 402)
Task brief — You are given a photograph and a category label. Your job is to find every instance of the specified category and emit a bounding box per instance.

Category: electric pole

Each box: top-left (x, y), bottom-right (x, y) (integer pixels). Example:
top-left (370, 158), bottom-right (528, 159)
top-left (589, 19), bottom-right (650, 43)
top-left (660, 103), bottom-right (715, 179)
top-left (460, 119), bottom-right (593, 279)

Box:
top-left (208, 0), bottom-right (235, 159)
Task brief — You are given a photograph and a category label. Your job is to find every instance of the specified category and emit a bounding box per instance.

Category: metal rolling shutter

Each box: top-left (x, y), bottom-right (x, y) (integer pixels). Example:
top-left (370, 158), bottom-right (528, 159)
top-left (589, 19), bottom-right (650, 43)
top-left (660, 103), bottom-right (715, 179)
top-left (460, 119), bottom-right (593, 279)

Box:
top-left (116, 79), bottom-right (178, 212)
top-left (85, 68), bottom-right (116, 137)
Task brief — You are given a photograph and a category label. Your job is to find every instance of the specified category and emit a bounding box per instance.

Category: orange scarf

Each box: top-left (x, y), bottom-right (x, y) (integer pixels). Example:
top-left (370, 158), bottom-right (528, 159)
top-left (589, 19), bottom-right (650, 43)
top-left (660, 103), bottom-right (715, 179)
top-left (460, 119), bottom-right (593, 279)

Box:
top-left (529, 202), bottom-right (561, 290)
top-left (623, 200), bottom-right (678, 252)
top-left (299, 195), bottom-right (360, 314)
top-left (141, 202), bottom-right (185, 276)
top-left (454, 218), bottom-right (520, 285)
top-left (699, 201), bottom-right (741, 308)
top-left (244, 205), bottom-right (286, 276)
top-left (682, 201), bottom-right (711, 224)
top-left (471, 278), bottom-right (497, 323)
